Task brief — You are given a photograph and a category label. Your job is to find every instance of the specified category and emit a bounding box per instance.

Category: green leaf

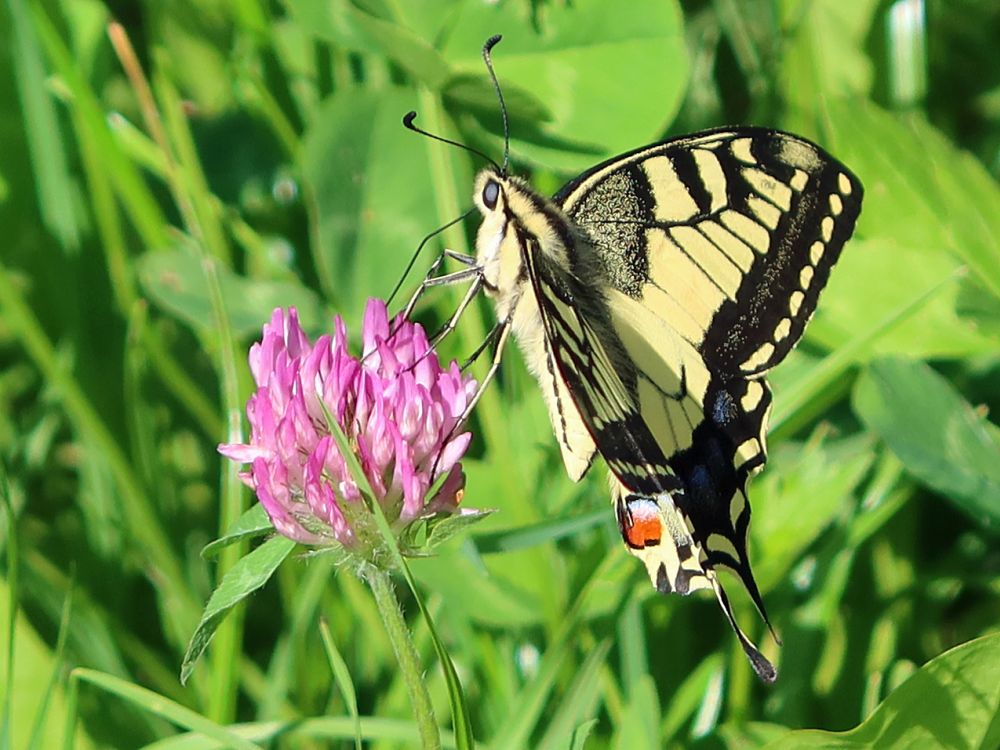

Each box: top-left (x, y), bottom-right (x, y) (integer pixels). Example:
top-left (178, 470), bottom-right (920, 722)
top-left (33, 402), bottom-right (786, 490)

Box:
top-left (180, 536), bottom-right (295, 683)
top-left (287, 0), bottom-right (453, 87)
top-left (570, 720), bottom-right (599, 750)
top-left (137, 247), bottom-right (324, 339)
top-left (536, 640), bottom-right (609, 750)
top-left (420, 508), bottom-right (496, 552)
top-left (779, 0), bottom-right (877, 130)
top-left (760, 632), bottom-right (1000, 749)
top-left (955, 280), bottom-right (1000, 340)
top-left (718, 721), bottom-right (794, 749)
top-left (473, 510), bottom-right (606, 555)
top-left (300, 87), bottom-right (438, 321)
top-left (70, 669), bottom-right (261, 750)
top-left (201, 504), bottom-right (272, 560)
top-left (613, 674), bottom-right (660, 750)
top-left (659, 655), bottom-right (724, 742)
top-left (411, 550), bottom-right (543, 628)
top-left (442, 0), bottom-right (689, 171)
top-left (132, 716), bottom-right (466, 748)
top-left (853, 358), bottom-right (1000, 529)
top-left (808, 238), bottom-right (999, 358)
top-left (752, 433), bottom-right (875, 593)
top-left (318, 620), bottom-right (362, 750)
top-left (8, 0), bottom-right (82, 251)
top-left (825, 100), bottom-right (1000, 300)
top-left (441, 72), bottom-right (553, 129)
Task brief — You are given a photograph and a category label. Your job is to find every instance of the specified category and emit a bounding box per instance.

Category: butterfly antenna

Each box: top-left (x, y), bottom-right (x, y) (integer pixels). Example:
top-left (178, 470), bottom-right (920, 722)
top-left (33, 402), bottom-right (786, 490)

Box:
top-left (402, 112), bottom-right (501, 173)
top-left (386, 208), bottom-right (475, 307)
top-left (482, 34), bottom-right (509, 175)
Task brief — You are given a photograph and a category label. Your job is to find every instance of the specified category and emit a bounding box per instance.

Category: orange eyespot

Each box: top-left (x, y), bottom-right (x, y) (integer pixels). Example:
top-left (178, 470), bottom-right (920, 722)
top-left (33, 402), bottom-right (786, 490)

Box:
top-left (623, 501), bottom-right (663, 549)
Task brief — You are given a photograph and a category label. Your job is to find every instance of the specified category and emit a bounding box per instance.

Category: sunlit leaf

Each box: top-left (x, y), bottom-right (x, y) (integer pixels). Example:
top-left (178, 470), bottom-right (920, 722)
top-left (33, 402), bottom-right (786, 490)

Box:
top-left (853, 358), bottom-right (1000, 529)
top-left (752, 432), bottom-right (874, 592)
top-left (181, 536), bottom-right (295, 683)
top-left (441, 0), bottom-right (689, 171)
top-left (825, 100), bottom-right (1000, 299)
top-left (809, 237), bottom-right (998, 358)
top-left (201, 504), bottom-right (271, 560)
top-left (300, 87), bottom-right (438, 324)
top-left (760, 632), bottom-right (1000, 749)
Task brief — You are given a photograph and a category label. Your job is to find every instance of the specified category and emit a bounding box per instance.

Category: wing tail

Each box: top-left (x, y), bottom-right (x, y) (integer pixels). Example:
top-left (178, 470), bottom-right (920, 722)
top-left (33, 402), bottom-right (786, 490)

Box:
top-left (715, 553), bottom-right (781, 647)
top-left (710, 575), bottom-right (777, 683)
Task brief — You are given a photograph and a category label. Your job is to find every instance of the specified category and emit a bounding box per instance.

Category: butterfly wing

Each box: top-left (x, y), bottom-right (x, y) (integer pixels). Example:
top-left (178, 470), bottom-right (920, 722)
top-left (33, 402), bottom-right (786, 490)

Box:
top-left (556, 127), bottom-right (863, 377)
top-left (524, 127), bottom-right (861, 677)
top-left (521, 234), bottom-right (780, 679)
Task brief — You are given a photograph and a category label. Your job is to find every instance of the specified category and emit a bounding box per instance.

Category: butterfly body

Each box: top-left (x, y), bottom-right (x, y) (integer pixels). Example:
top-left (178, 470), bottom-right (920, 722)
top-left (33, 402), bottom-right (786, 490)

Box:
top-left (469, 126), bottom-right (862, 682)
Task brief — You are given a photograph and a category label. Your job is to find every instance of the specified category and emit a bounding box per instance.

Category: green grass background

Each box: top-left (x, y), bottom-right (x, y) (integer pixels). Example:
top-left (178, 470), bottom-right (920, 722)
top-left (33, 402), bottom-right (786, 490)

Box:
top-left (3, 0), bottom-right (1000, 748)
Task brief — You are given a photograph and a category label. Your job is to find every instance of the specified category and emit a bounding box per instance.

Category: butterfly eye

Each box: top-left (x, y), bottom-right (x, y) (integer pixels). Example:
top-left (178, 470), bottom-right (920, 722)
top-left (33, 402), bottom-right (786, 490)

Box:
top-left (482, 180), bottom-right (500, 210)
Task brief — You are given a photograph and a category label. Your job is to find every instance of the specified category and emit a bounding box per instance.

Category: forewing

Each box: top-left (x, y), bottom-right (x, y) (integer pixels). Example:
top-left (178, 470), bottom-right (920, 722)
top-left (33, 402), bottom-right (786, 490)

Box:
top-left (556, 127), bottom-right (863, 377)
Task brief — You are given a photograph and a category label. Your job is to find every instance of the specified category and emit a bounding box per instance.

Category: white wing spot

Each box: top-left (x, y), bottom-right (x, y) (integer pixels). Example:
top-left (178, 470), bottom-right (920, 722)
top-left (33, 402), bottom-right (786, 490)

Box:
top-left (790, 169), bottom-right (809, 192)
top-left (790, 290), bottom-right (805, 316)
top-left (829, 194), bottom-right (843, 216)
top-left (741, 381), bottom-right (763, 412)
top-left (810, 240), bottom-right (824, 265)
top-left (800, 265), bottom-right (814, 289)
top-left (774, 317), bottom-right (792, 342)
top-left (821, 216), bottom-right (834, 242)
top-left (744, 342), bottom-right (774, 370)
top-left (838, 173), bottom-right (853, 195)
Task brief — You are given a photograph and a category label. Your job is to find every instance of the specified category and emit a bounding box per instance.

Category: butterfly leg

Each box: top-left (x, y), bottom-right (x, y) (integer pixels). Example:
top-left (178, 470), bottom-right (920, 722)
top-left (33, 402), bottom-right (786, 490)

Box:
top-left (391, 269), bottom-right (487, 379)
top-left (427, 316), bottom-right (511, 478)
top-left (385, 251), bottom-right (484, 359)
top-left (399, 255), bottom-right (483, 322)
top-left (427, 272), bottom-right (485, 349)
top-left (456, 316), bottom-right (511, 425)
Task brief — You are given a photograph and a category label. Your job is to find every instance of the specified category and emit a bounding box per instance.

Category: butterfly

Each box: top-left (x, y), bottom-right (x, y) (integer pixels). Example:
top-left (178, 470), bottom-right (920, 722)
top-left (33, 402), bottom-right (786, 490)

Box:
top-left (404, 37), bottom-right (862, 683)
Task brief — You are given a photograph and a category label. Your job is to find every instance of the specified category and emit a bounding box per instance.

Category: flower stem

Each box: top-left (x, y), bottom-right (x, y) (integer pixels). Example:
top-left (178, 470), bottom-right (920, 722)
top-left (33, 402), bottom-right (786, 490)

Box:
top-left (363, 563), bottom-right (440, 750)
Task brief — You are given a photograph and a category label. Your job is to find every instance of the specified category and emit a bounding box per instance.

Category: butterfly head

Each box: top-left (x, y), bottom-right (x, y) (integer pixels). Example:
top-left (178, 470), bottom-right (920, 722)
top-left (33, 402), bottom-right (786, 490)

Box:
top-left (472, 168), bottom-right (521, 301)
top-left (473, 167), bottom-right (568, 299)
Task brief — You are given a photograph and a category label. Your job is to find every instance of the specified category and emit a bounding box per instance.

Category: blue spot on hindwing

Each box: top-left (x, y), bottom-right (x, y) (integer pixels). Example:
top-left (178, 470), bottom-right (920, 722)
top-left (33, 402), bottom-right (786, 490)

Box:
top-left (690, 464), bottom-right (712, 498)
top-left (713, 389), bottom-right (737, 425)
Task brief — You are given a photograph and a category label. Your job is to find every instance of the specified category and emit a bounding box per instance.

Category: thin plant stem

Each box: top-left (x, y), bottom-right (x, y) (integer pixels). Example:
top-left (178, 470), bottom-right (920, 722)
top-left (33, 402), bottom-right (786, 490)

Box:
top-left (362, 563), bottom-right (440, 750)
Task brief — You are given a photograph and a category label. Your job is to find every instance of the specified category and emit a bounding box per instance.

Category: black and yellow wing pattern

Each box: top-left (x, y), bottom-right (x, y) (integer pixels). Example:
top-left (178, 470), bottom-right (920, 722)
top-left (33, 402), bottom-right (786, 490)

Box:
top-left (470, 126), bottom-right (862, 682)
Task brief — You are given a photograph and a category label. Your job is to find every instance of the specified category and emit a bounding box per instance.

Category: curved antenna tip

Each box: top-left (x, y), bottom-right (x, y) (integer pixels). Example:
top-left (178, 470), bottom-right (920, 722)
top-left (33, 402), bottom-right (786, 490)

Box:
top-left (403, 111), bottom-right (418, 127)
top-left (480, 35), bottom-right (510, 173)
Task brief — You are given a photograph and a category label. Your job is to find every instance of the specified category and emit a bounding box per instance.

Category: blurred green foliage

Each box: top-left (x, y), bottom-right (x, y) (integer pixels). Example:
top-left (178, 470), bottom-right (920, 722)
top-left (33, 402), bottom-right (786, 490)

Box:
top-left (2, 0), bottom-right (1000, 748)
